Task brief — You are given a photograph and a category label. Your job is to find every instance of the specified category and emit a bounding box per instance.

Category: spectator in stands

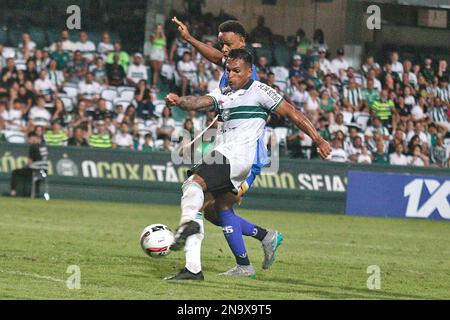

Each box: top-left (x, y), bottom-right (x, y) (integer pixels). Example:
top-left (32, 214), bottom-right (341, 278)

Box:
top-left (331, 48), bottom-right (349, 77)
top-left (148, 24), bottom-right (168, 89)
top-left (112, 122), bottom-right (134, 150)
top-left (361, 55), bottom-right (381, 76)
top-left (437, 77), bottom-right (449, 104)
top-left (97, 32), bottom-right (114, 57)
top-left (127, 53), bottom-right (148, 86)
top-left (34, 49), bottom-right (49, 72)
top-left (295, 28), bottom-right (311, 58)
top-left (407, 144), bottom-right (429, 167)
top-left (24, 59), bottom-right (38, 83)
top-left (88, 98), bottom-right (111, 122)
top-left (34, 69), bottom-right (56, 103)
top-left (193, 62), bottom-right (209, 96)
top-left (51, 98), bottom-right (68, 127)
top-left (47, 59), bottom-right (65, 91)
top-left (18, 33), bottom-right (36, 54)
top-left (75, 31), bottom-right (96, 62)
top-left (429, 97), bottom-right (449, 133)
top-left (156, 106), bottom-right (175, 140)
top-left (430, 135), bottom-right (448, 167)
top-left (135, 79), bottom-right (155, 119)
top-left (28, 96), bottom-right (51, 129)
top-left (357, 146), bottom-right (372, 164)
top-left (71, 100), bottom-right (89, 131)
top-left (16, 84), bottom-right (33, 111)
top-left (249, 16), bottom-right (272, 45)
top-left (65, 50), bottom-right (87, 83)
top-left (106, 53), bottom-right (126, 86)
top-left (255, 55), bottom-right (272, 83)
top-left (170, 35), bottom-right (193, 65)
top-left (159, 137), bottom-right (174, 152)
top-left (44, 120), bottom-right (68, 146)
top-left (50, 30), bottom-right (76, 52)
top-left (373, 138), bottom-right (389, 164)
top-left (177, 51), bottom-right (197, 96)
top-left (122, 105), bottom-right (138, 132)
top-left (318, 47), bottom-right (332, 75)
top-left (343, 78), bottom-right (363, 111)
top-left (139, 133), bottom-right (155, 152)
top-left (207, 68), bottom-right (221, 92)
top-left (91, 56), bottom-right (107, 85)
top-left (422, 57), bottom-right (434, 83)
top-left (312, 29), bottom-right (327, 54)
top-left (389, 51), bottom-right (403, 77)
top-left (328, 137), bottom-right (347, 162)
top-left (106, 42), bottom-right (130, 72)
top-left (289, 55), bottom-right (305, 83)
top-left (49, 41), bottom-right (70, 71)
top-left (78, 72), bottom-right (101, 107)
top-left (88, 120), bottom-right (112, 148)
top-left (329, 113), bottom-right (348, 136)
top-left (389, 142), bottom-right (408, 166)
top-left (68, 126), bottom-right (89, 147)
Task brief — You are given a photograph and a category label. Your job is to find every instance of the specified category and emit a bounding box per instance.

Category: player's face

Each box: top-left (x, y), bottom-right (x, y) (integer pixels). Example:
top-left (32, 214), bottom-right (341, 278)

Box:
top-left (226, 58), bottom-right (252, 91)
top-left (218, 32), bottom-right (245, 58)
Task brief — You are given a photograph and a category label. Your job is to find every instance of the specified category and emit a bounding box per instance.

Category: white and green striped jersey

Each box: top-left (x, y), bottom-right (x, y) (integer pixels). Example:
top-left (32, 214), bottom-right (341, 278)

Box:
top-left (207, 79), bottom-right (283, 189)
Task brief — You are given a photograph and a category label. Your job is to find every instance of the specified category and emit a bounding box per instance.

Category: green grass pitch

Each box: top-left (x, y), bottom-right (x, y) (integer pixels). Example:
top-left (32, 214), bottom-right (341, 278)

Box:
top-left (0, 197), bottom-right (449, 299)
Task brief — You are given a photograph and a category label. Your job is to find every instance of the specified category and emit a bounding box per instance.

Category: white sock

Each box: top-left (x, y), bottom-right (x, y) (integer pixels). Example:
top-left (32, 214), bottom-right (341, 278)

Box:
top-left (185, 214), bottom-right (204, 274)
top-left (180, 180), bottom-right (204, 225)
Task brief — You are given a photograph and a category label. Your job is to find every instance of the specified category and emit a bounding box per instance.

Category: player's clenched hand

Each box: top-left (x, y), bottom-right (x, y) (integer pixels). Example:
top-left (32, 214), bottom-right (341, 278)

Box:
top-left (172, 16), bottom-right (191, 41)
top-left (166, 93), bottom-right (180, 107)
top-left (315, 137), bottom-right (332, 159)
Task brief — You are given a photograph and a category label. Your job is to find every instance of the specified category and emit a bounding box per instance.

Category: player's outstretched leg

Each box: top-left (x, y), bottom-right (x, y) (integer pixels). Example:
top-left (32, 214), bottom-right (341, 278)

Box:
top-left (165, 177), bottom-right (205, 281)
top-left (216, 207), bottom-right (256, 278)
top-left (171, 177), bottom-right (204, 251)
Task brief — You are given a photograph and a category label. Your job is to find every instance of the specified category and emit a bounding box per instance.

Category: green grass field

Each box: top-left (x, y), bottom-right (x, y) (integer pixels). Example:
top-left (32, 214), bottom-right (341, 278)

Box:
top-left (0, 197), bottom-right (449, 300)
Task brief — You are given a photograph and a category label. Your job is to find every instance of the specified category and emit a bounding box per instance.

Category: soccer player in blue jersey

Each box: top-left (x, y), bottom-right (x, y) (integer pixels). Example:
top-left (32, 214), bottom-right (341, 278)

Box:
top-left (165, 18), bottom-right (282, 280)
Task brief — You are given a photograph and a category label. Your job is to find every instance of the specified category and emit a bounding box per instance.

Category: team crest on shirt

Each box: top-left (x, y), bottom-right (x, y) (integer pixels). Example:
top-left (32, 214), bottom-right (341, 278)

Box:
top-left (222, 109), bottom-right (230, 121)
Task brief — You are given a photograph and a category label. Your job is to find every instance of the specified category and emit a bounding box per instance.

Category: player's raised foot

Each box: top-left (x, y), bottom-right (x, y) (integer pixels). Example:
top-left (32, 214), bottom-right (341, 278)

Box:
top-left (164, 267), bottom-right (204, 281)
top-left (219, 265), bottom-right (256, 279)
top-left (171, 220), bottom-right (201, 251)
top-left (261, 230), bottom-right (284, 270)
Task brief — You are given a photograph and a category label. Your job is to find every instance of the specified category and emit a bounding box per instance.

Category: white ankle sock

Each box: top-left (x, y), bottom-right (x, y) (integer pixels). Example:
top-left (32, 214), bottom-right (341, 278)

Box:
top-left (185, 214), bottom-right (204, 274)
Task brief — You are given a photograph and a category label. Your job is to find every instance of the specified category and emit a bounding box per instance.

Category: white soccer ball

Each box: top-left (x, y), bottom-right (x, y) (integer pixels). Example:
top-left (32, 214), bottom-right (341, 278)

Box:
top-left (140, 224), bottom-right (174, 258)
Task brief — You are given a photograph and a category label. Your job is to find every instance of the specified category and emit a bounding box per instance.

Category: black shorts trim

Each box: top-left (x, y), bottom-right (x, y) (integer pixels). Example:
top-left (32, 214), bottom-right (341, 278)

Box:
top-left (187, 151), bottom-right (236, 197)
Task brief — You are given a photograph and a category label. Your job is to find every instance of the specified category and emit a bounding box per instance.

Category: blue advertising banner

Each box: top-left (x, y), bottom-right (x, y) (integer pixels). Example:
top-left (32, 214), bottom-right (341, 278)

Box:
top-left (346, 171), bottom-right (450, 220)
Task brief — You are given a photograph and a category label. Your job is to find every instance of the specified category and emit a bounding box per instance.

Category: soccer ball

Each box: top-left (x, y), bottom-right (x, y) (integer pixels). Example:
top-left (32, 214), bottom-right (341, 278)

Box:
top-left (140, 224), bottom-right (174, 258)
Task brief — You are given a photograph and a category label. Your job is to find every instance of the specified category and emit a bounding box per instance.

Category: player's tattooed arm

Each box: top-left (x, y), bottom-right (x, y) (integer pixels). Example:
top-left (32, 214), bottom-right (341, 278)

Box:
top-left (172, 17), bottom-right (223, 65)
top-left (275, 100), bottom-right (332, 159)
top-left (166, 93), bottom-right (214, 112)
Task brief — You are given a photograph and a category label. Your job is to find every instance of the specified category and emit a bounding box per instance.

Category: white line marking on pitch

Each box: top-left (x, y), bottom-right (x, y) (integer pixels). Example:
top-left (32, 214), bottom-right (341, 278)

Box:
top-left (0, 269), bottom-right (66, 283)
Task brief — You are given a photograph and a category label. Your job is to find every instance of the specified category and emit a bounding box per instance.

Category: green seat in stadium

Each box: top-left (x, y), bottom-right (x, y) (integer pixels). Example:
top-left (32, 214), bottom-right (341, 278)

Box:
top-left (29, 27), bottom-right (47, 48)
top-left (45, 28), bottom-right (60, 46)
top-left (0, 26), bottom-right (8, 44)
top-left (273, 46), bottom-right (292, 67)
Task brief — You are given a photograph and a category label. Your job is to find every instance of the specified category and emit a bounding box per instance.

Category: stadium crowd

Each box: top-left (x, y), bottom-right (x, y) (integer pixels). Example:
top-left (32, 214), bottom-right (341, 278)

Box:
top-left (0, 14), bottom-right (449, 168)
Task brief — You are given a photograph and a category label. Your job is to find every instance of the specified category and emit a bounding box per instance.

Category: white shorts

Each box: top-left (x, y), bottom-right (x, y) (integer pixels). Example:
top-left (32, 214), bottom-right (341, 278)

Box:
top-left (150, 48), bottom-right (165, 62)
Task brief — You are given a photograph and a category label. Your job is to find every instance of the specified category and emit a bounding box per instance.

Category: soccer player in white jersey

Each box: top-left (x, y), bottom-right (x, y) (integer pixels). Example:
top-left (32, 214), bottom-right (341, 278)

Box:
top-left (166, 18), bottom-right (282, 280)
top-left (165, 49), bottom-right (331, 280)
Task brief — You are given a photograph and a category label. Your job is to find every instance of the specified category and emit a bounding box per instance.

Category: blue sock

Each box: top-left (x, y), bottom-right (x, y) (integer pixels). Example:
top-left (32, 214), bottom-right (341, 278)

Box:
top-left (218, 208), bottom-right (250, 266)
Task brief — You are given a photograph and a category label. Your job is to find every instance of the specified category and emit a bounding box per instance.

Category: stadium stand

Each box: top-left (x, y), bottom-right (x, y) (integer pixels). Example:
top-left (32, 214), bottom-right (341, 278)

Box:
top-left (0, 9), bottom-right (449, 167)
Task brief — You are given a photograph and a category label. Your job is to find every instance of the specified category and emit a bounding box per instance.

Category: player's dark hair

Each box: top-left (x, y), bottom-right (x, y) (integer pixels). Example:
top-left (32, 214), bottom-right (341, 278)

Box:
top-left (228, 48), bottom-right (253, 68)
top-left (218, 20), bottom-right (247, 39)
